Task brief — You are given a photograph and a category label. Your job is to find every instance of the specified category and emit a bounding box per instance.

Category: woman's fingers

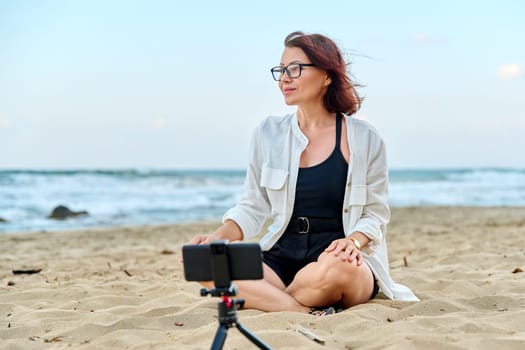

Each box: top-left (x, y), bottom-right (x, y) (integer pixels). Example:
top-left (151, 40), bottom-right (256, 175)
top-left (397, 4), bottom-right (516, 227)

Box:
top-left (324, 240), bottom-right (338, 252)
top-left (188, 236), bottom-right (200, 245)
top-left (188, 235), bottom-right (208, 245)
top-left (340, 244), bottom-right (362, 264)
top-left (332, 240), bottom-right (349, 259)
top-left (333, 239), bottom-right (348, 256)
top-left (327, 239), bottom-right (363, 265)
top-left (340, 247), bottom-right (353, 262)
top-left (348, 248), bottom-right (358, 262)
top-left (355, 251), bottom-right (363, 266)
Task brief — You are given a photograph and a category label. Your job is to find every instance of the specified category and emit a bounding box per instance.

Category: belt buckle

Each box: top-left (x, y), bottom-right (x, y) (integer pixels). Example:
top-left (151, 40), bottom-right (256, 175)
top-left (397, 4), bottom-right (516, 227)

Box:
top-left (297, 216), bottom-right (310, 234)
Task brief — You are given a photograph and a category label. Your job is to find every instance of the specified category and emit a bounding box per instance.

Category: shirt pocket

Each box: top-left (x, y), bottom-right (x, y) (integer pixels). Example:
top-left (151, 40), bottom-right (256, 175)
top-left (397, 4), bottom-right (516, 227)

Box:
top-left (260, 166), bottom-right (288, 214)
top-left (348, 185), bottom-right (367, 205)
top-left (260, 166), bottom-right (288, 190)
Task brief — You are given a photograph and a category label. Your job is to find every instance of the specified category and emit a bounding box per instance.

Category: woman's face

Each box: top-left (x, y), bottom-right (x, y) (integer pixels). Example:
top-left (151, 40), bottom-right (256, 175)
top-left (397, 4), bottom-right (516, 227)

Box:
top-left (278, 46), bottom-right (330, 107)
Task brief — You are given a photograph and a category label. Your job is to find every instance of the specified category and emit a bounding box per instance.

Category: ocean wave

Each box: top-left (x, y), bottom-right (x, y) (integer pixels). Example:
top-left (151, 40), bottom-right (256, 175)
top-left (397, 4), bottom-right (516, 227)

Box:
top-left (1, 168), bottom-right (524, 233)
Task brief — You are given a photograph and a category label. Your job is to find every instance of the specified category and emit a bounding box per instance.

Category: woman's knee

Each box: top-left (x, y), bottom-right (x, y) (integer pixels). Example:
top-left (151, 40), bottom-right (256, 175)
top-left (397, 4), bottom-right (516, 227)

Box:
top-left (289, 252), bottom-right (361, 290)
top-left (315, 252), bottom-right (361, 286)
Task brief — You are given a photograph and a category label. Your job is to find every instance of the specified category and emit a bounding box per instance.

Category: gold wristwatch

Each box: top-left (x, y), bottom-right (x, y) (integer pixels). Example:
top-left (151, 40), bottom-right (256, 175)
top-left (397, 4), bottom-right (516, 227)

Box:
top-left (347, 236), bottom-right (362, 251)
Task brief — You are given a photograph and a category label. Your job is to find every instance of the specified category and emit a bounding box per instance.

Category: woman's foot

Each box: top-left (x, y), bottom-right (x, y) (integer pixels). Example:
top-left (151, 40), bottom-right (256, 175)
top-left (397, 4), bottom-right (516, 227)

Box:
top-left (309, 306), bottom-right (337, 316)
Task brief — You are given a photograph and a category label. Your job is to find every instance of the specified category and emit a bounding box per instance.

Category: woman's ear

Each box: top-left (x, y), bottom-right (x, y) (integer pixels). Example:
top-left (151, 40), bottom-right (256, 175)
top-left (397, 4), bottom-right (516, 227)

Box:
top-left (324, 75), bottom-right (332, 87)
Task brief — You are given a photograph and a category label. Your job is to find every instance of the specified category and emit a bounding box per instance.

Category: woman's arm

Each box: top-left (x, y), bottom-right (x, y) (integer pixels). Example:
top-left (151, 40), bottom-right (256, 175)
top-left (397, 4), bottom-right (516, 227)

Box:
top-left (352, 131), bottom-right (391, 253)
top-left (188, 121), bottom-right (271, 245)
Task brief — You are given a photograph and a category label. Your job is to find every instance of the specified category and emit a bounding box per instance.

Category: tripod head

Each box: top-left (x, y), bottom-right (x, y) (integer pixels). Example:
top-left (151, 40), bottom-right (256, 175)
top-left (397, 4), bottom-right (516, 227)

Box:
top-left (200, 284), bottom-right (238, 298)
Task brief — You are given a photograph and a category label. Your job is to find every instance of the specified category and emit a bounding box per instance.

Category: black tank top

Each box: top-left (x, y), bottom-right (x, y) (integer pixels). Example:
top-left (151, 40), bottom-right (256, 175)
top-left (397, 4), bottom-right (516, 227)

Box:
top-left (291, 113), bottom-right (348, 219)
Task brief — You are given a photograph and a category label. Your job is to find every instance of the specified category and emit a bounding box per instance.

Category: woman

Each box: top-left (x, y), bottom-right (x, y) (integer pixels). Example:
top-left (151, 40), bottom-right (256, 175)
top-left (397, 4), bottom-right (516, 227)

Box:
top-left (189, 31), bottom-right (418, 313)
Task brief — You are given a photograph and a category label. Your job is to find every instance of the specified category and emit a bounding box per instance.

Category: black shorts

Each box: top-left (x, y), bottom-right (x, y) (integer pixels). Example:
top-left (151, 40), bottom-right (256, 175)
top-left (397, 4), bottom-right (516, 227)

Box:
top-left (263, 230), bottom-right (380, 299)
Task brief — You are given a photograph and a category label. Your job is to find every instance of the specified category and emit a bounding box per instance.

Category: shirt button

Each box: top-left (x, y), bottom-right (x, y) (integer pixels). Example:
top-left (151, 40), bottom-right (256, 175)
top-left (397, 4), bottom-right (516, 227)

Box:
top-left (344, 208), bottom-right (349, 213)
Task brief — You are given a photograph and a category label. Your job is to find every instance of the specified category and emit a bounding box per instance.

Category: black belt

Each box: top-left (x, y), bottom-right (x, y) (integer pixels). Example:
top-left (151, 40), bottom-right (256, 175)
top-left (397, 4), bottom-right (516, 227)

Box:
top-left (286, 216), bottom-right (343, 234)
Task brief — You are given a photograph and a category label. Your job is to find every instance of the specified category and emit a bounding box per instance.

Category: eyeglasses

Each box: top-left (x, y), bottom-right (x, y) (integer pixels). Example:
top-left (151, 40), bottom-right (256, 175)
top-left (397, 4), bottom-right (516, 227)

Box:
top-left (270, 63), bottom-right (315, 81)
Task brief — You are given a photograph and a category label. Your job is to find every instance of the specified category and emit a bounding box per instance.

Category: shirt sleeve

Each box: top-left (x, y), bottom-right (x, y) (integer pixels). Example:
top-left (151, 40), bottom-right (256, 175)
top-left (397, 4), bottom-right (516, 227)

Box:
top-left (222, 125), bottom-right (271, 239)
top-left (352, 132), bottom-right (391, 253)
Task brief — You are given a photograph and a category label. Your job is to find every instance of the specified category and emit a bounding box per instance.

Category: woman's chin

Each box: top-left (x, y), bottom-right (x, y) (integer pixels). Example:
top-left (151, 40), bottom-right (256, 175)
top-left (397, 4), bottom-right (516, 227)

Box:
top-left (283, 97), bottom-right (297, 106)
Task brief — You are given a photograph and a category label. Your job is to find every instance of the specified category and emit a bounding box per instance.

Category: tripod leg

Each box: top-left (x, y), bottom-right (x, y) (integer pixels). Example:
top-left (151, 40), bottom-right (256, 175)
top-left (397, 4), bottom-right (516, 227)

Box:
top-left (236, 322), bottom-right (272, 350)
top-left (211, 324), bottom-right (228, 350)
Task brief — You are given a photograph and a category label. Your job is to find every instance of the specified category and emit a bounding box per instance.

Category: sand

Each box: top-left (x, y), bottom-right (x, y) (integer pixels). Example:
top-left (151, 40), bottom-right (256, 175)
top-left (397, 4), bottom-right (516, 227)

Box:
top-left (1, 207), bottom-right (524, 349)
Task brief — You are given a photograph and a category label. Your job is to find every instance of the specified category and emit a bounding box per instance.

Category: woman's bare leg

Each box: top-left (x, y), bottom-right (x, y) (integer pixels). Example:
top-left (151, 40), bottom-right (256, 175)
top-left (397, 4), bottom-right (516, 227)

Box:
top-left (285, 251), bottom-right (374, 308)
top-left (200, 263), bottom-right (310, 312)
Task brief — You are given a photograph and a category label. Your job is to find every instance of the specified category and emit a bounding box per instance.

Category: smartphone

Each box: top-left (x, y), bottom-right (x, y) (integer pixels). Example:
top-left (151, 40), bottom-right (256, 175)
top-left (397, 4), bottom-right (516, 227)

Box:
top-left (182, 242), bottom-right (263, 284)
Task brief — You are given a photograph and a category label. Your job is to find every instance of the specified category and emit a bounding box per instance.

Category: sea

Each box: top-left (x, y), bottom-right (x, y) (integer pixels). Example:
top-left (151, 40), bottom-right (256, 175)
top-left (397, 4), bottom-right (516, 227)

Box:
top-left (1, 168), bottom-right (524, 233)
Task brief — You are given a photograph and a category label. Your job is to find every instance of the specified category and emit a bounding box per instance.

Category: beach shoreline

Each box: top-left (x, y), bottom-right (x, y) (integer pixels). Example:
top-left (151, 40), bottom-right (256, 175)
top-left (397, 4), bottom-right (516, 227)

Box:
top-left (1, 207), bottom-right (524, 349)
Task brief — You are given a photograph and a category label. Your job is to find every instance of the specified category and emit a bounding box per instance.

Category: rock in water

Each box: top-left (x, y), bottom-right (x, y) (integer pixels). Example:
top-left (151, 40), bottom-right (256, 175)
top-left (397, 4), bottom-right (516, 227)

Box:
top-left (48, 205), bottom-right (89, 220)
top-left (0, 217), bottom-right (7, 223)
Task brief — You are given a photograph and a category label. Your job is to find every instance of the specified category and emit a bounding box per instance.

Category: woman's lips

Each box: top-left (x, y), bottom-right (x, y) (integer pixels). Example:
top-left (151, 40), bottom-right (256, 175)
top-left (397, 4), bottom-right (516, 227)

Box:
top-left (283, 87), bottom-right (296, 95)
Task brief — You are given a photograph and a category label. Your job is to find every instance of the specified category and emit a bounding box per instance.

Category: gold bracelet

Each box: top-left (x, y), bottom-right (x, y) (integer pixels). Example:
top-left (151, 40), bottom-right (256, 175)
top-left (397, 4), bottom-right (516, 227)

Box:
top-left (347, 236), bottom-right (362, 251)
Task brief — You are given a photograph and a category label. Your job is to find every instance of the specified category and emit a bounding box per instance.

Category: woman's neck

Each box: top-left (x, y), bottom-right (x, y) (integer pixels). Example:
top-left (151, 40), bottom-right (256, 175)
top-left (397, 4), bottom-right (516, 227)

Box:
top-left (296, 105), bottom-right (335, 129)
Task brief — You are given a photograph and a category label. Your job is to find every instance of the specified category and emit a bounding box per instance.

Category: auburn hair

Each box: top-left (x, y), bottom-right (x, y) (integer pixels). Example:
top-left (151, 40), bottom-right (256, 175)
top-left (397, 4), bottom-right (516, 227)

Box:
top-left (284, 31), bottom-right (362, 115)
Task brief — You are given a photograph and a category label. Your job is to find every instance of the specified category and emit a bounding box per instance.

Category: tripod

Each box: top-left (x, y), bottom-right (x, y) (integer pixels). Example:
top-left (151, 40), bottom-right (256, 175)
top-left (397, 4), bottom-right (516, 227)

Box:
top-left (201, 285), bottom-right (272, 350)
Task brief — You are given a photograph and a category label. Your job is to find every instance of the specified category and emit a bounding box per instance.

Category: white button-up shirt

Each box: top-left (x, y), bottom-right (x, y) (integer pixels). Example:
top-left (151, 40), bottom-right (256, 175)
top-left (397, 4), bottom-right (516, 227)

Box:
top-left (223, 113), bottom-right (419, 301)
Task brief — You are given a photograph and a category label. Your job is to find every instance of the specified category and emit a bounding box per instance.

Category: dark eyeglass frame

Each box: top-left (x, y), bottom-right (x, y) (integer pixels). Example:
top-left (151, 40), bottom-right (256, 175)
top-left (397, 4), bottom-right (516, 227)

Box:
top-left (270, 63), bottom-right (316, 81)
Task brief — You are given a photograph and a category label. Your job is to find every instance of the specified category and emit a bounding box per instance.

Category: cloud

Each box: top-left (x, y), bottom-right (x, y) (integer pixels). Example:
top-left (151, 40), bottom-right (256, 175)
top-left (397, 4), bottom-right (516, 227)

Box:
top-left (0, 115), bottom-right (11, 129)
top-left (497, 64), bottom-right (523, 79)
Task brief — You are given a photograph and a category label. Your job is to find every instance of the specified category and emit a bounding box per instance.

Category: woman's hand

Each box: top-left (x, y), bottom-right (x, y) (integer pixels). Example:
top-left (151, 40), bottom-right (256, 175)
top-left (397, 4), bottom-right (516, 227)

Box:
top-left (186, 220), bottom-right (243, 246)
top-left (187, 234), bottom-right (219, 245)
top-left (325, 237), bottom-right (363, 266)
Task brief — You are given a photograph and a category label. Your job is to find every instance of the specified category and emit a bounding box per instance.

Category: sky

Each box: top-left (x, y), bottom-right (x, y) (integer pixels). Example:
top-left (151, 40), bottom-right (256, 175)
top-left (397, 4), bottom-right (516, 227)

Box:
top-left (1, 0), bottom-right (524, 170)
